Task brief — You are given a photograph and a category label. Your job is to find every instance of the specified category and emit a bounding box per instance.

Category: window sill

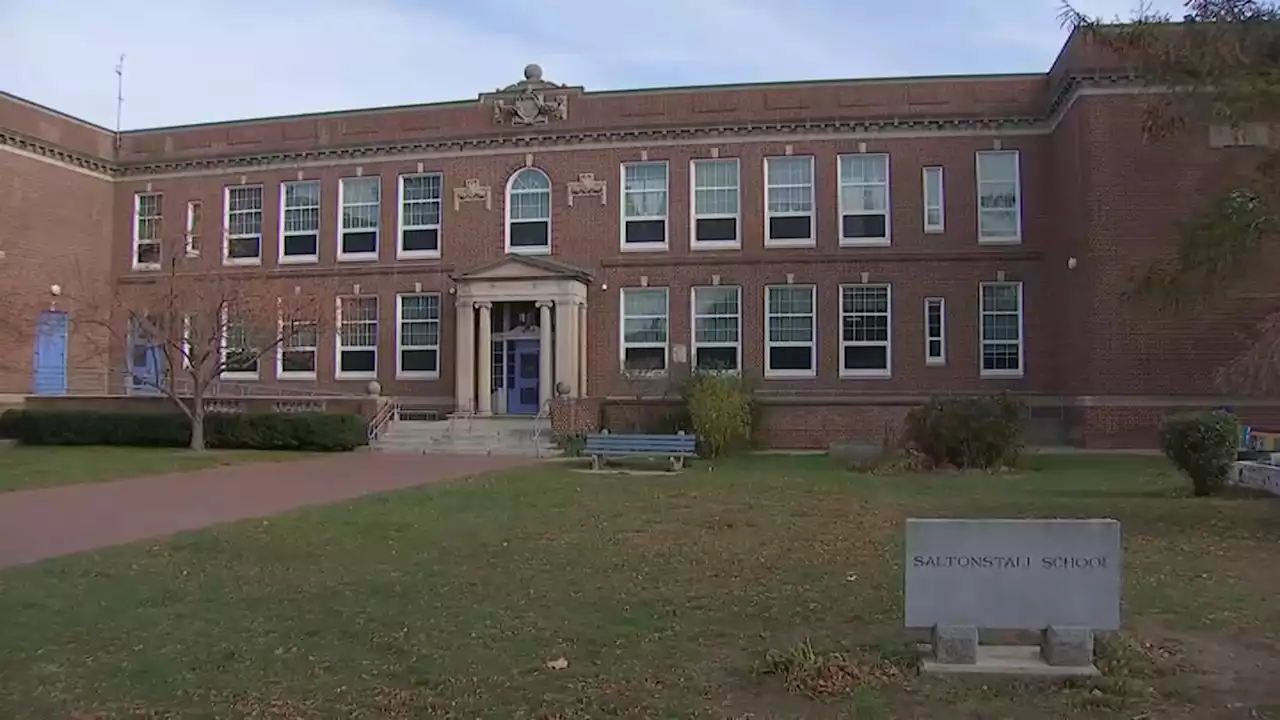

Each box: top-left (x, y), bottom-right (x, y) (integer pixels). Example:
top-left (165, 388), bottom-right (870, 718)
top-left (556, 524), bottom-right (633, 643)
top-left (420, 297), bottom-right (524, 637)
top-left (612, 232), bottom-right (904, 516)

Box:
top-left (277, 372), bottom-right (317, 381)
top-left (337, 253), bottom-right (379, 262)
top-left (619, 243), bottom-right (668, 253)
top-left (220, 372), bottom-right (259, 381)
top-left (925, 359), bottom-right (946, 367)
top-left (507, 246), bottom-right (551, 256)
top-left (764, 239), bottom-right (816, 249)
top-left (839, 238), bottom-right (891, 248)
top-left (397, 250), bottom-right (442, 261)
top-left (980, 370), bottom-right (1024, 379)
top-left (131, 263), bottom-right (161, 272)
top-left (620, 370), bottom-right (669, 379)
top-left (336, 372), bottom-right (378, 381)
top-left (764, 370), bottom-right (817, 379)
top-left (691, 241), bottom-right (740, 251)
top-left (279, 255), bottom-right (318, 265)
top-left (978, 236), bottom-right (1022, 246)
top-left (222, 257), bottom-right (262, 267)
top-left (839, 370), bottom-right (892, 379)
top-left (397, 371), bottom-right (441, 380)
top-left (924, 228), bottom-right (945, 235)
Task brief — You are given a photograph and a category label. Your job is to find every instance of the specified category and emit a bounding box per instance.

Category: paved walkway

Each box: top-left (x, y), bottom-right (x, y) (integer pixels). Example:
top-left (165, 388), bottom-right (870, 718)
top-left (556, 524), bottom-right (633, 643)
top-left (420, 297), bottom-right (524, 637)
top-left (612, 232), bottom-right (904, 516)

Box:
top-left (0, 454), bottom-right (530, 569)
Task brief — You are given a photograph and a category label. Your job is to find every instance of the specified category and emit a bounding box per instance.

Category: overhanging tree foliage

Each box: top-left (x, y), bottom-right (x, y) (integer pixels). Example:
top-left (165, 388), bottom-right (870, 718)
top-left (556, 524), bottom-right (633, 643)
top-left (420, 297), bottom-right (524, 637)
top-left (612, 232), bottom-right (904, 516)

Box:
top-left (1063, 0), bottom-right (1280, 393)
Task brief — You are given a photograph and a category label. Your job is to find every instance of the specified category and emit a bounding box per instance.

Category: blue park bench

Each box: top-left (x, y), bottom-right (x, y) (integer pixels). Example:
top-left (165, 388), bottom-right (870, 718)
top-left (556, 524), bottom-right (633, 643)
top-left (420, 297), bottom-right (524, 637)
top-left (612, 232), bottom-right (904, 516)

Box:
top-left (584, 432), bottom-right (698, 472)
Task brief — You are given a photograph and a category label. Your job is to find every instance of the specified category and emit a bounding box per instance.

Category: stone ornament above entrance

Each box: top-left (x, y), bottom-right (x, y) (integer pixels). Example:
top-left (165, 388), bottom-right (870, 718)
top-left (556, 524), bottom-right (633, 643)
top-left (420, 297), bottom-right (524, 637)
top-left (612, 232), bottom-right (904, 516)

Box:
top-left (567, 173), bottom-right (606, 206)
top-left (490, 64), bottom-right (570, 126)
top-left (453, 178), bottom-right (492, 211)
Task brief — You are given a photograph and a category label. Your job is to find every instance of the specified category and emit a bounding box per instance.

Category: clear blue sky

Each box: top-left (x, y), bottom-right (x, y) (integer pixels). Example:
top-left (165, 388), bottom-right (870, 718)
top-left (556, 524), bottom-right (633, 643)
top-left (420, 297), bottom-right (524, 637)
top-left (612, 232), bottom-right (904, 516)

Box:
top-left (0, 0), bottom-right (1185, 130)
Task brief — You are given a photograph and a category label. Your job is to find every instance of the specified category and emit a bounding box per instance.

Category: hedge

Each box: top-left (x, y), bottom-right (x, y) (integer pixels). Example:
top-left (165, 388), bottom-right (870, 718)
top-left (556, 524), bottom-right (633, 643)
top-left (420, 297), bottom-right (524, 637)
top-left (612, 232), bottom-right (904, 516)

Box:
top-left (0, 409), bottom-right (367, 451)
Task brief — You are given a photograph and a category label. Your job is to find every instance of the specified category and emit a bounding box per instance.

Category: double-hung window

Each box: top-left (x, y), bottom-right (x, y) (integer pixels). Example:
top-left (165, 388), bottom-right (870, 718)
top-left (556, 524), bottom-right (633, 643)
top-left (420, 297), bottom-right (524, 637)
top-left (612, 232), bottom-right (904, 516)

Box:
top-left (980, 282), bottom-right (1023, 377)
top-left (924, 297), bottom-right (946, 366)
top-left (976, 150), bottom-right (1021, 243)
top-left (133, 193), bottom-right (162, 269)
top-left (923, 167), bottom-right (945, 233)
top-left (622, 162), bottom-right (668, 249)
top-left (691, 159), bottom-right (739, 248)
top-left (764, 156), bottom-right (814, 246)
top-left (336, 296), bottom-right (378, 379)
top-left (691, 285), bottom-right (741, 372)
top-left (338, 177), bottom-right (380, 260)
top-left (620, 288), bottom-right (668, 373)
top-left (221, 307), bottom-right (259, 379)
top-left (399, 173), bottom-right (442, 258)
top-left (278, 319), bottom-right (318, 379)
top-left (506, 168), bottom-right (551, 253)
top-left (838, 153), bottom-right (890, 245)
top-left (185, 200), bottom-right (202, 257)
top-left (840, 284), bottom-right (892, 377)
top-left (224, 186), bottom-right (263, 264)
top-left (397, 293), bottom-right (441, 378)
top-left (765, 285), bottom-right (816, 377)
top-left (280, 180), bottom-right (320, 262)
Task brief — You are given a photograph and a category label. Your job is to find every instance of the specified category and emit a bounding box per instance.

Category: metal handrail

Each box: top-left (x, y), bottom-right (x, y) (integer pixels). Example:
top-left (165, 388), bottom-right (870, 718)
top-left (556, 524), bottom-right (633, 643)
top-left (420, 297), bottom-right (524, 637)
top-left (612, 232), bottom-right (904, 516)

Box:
top-left (367, 399), bottom-right (400, 442)
top-left (531, 399), bottom-right (553, 458)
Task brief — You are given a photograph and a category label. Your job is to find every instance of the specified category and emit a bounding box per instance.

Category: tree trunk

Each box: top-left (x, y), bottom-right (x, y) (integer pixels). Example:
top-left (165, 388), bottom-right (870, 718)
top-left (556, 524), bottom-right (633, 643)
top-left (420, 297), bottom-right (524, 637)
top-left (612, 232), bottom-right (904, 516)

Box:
top-left (190, 406), bottom-right (206, 451)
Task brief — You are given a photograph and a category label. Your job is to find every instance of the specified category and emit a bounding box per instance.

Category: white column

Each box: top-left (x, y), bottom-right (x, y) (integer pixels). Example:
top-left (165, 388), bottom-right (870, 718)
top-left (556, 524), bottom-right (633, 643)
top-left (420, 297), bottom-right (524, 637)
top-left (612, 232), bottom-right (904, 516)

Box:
top-left (554, 300), bottom-right (576, 398)
top-left (578, 301), bottom-right (588, 397)
top-left (476, 301), bottom-right (492, 416)
top-left (454, 299), bottom-right (475, 413)
top-left (537, 300), bottom-right (553, 408)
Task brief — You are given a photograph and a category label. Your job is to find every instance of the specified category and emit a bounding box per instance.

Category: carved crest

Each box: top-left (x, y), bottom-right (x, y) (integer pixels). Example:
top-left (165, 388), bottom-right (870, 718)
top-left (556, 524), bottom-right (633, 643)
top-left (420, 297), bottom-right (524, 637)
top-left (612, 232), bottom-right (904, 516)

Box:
top-left (453, 178), bottom-right (492, 211)
top-left (566, 173), bottom-right (607, 206)
top-left (490, 64), bottom-right (569, 127)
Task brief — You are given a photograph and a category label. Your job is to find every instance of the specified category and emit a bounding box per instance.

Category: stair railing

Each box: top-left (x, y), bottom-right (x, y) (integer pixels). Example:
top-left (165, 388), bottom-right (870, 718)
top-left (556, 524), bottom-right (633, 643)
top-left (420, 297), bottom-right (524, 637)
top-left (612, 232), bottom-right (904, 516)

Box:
top-left (531, 399), bottom-right (553, 458)
top-left (367, 399), bottom-right (401, 443)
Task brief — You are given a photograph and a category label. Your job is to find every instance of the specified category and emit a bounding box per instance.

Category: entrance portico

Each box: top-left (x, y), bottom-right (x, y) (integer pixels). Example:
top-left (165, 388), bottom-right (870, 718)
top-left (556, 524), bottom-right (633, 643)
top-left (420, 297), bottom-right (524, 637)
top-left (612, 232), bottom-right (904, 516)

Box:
top-left (452, 255), bottom-right (591, 415)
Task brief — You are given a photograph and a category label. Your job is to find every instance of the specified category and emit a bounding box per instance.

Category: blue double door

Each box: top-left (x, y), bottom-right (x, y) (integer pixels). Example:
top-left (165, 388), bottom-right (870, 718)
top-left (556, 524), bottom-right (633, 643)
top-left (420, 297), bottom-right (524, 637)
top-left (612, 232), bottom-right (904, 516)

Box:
top-left (505, 339), bottom-right (540, 415)
top-left (127, 323), bottom-right (162, 394)
top-left (31, 311), bottom-right (68, 395)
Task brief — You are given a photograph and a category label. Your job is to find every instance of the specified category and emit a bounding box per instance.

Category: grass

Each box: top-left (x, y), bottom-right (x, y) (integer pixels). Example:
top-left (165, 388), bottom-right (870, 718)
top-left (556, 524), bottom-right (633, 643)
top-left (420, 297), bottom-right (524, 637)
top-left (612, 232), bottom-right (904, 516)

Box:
top-left (0, 446), bottom-right (311, 492)
top-left (1, 454), bottom-right (1278, 718)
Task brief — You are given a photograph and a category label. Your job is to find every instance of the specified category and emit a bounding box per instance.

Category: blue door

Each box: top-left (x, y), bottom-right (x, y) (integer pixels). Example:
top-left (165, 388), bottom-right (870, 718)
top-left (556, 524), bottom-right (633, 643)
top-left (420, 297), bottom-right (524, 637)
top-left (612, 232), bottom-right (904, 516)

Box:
top-left (507, 339), bottom-right (540, 415)
top-left (127, 324), bottom-right (162, 395)
top-left (31, 311), bottom-right (68, 395)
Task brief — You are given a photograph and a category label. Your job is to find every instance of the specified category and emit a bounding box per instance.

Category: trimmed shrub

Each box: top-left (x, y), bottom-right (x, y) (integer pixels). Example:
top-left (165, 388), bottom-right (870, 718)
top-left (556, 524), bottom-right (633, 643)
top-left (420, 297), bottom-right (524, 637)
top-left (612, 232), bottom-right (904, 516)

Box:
top-left (0, 409), bottom-right (21, 439)
top-left (683, 371), bottom-right (753, 459)
top-left (5, 410), bottom-right (367, 452)
top-left (904, 394), bottom-right (1026, 470)
top-left (1159, 411), bottom-right (1240, 496)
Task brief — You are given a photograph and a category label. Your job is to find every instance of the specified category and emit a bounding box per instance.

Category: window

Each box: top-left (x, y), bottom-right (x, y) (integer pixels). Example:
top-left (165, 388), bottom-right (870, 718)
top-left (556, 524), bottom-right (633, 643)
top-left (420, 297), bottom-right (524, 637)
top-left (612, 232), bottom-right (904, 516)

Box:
top-left (221, 308), bottom-right (258, 379)
top-left (838, 153), bottom-right (890, 245)
top-left (691, 159), bottom-right (739, 248)
top-left (279, 180), bottom-right (320, 262)
top-left (765, 285), bottom-right (816, 377)
top-left (840, 284), bottom-right (892, 377)
top-left (620, 288), bottom-right (668, 373)
top-left (764, 156), bottom-right (814, 246)
top-left (980, 282), bottom-right (1023, 376)
top-left (399, 173), bottom-right (442, 258)
top-left (622, 162), bottom-right (668, 249)
top-left (278, 319), bottom-right (317, 379)
top-left (923, 167), bottom-right (944, 233)
top-left (506, 168), bottom-right (551, 253)
top-left (224, 186), bottom-right (263, 264)
top-left (397, 293), bottom-right (441, 378)
top-left (337, 296), bottom-right (378, 378)
top-left (924, 297), bottom-right (946, 366)
top-left (185, 200), bottom-right (202, 257)
top-left (339, 177), bottom-right (380, 259)
top-left (691, 285), bottom-right (740, 372)
top-left (976, 150), bottom-right (1021, 242)
top-left (133, 193), bottom-right (162, 268)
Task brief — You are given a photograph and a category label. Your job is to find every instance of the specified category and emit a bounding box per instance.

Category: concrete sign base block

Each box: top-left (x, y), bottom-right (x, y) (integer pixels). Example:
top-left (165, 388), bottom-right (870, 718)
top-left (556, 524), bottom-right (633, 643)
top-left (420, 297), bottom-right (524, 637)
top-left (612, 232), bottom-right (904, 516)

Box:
top-left (922, 645), bottom-right (1100, 679)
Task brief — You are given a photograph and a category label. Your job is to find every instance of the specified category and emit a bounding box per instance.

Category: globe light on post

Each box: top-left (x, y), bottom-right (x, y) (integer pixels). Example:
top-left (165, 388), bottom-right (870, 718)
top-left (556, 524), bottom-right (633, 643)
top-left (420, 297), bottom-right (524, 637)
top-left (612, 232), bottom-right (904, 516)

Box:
top-left (49, 284), bottom-right (62, 297)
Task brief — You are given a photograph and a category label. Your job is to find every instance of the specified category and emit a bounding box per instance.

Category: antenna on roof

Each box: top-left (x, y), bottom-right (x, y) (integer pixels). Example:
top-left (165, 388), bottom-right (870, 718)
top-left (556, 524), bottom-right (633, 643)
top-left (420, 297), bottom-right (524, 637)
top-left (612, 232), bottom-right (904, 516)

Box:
top-left (114, 53), bottom-right (125, 149)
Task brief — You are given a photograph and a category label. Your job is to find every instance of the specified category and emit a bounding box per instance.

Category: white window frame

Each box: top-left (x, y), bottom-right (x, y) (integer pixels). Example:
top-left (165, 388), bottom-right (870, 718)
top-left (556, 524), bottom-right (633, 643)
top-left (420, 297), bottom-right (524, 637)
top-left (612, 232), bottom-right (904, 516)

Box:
top-left (395, 292), bottom-right (442, 379)
top-left (276, 317), bottom-right (318, 380)
top-left (223, 185), bottom-right (263, 266)
top-left (397, 173), bottom-right (443, 260)
top-left (184, 200), bottom-right (201, 258)
top-left (690, 158), bottom-right (740, 250)
top-left (764, 284), bottom-right (817, 378)
top-left (976, 150), bottom-right (1022, 244)
top-left (764, 156), bottom-right (815, 248)
top-left (620, 161), bottom-right (669, 252)
top-left (690, 285), bottom-right (742, 373)
top-left (619, 287), bottom-right (670, 375)
top-left (132, 192), bottom-right (162, 270)
top-left (219, 307), bottom-right (259, 381)
top-left (335, 295), bottom-right (379, 380)
top-left (923, 166), bottom-right (945, 234)
top-left (505, 167), bottom-right (552, 255)
top-left (337, 176), bottom-right (380, 262)
top-left (837, 153), bottom-right (891, 247)
top-left (279, 180), bottom-right (321, 264)
top-left (924, 297), bottom-right (946, 366)
top-left (979, 282), bottom-right (1024, 378)
top-left (839, 283), bottom-right (892, 379)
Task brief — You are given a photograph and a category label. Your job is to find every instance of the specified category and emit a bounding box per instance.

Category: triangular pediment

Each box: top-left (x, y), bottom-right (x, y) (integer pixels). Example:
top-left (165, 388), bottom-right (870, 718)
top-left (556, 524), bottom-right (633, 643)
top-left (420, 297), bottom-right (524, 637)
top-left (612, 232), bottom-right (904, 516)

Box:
top-left (454, 254), bottom-right (593, 283)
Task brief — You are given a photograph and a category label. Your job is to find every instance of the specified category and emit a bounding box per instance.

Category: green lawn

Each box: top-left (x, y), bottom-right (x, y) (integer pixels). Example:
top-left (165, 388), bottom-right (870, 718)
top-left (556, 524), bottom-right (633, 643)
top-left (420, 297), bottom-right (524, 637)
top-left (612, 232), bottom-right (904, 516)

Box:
top-left (1, 455), bottom-right (1278, 719)
top-left (0, 446), bottom-right (310, 492)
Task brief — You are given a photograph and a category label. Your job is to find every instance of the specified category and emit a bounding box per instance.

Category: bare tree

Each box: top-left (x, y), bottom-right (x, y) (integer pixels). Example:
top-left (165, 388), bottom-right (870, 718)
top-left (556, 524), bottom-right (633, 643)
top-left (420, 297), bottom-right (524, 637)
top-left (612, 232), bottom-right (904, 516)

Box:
top-left (66, 235), bottom-right (336, 451)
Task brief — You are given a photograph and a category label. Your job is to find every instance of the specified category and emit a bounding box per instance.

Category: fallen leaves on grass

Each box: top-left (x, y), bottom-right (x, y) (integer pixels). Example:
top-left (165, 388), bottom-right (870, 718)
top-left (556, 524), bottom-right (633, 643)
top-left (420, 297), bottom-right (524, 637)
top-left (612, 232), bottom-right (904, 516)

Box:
top-left (759, 637), bottom-right (904, 699)
top-left (545, 657), bottom-right (570, 670)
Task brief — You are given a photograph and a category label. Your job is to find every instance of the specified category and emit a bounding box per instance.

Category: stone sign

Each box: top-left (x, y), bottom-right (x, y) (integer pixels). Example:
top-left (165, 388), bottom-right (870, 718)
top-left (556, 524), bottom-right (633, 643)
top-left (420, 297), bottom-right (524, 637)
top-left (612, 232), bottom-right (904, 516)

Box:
top-left (1231, 461), bottom-right (1280, 497)
top-left (905, 518), bottom-right (1121, 631)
